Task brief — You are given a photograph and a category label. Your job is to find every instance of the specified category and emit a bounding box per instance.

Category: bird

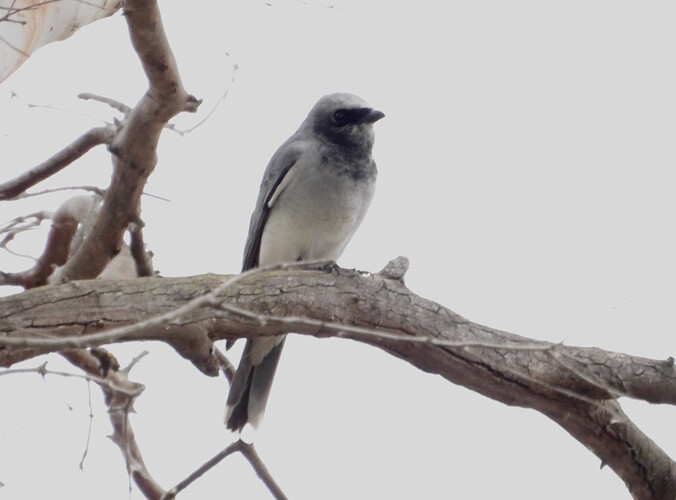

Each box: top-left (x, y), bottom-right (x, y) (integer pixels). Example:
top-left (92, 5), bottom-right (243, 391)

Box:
top-left (225, 92), bottom-right (384, 433)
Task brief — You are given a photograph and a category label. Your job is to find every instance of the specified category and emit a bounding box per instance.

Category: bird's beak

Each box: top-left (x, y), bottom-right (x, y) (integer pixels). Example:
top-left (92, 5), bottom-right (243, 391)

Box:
top-left (360, 108), bottom-right (385, 124)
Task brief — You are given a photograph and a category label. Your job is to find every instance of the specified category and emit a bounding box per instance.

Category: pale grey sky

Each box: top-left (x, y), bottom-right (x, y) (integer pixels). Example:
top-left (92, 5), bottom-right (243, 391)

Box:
top-left (1, 1), bottom-right (675, 498)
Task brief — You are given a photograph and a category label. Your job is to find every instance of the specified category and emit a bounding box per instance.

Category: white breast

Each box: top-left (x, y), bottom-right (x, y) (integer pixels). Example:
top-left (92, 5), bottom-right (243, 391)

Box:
top-left (259, 155), bottom-right (375, 266)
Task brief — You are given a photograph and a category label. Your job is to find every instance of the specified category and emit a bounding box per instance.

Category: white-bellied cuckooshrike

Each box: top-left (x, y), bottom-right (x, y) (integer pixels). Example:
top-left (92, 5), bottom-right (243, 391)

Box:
top-left (225, 93), bottom-right (384, 433)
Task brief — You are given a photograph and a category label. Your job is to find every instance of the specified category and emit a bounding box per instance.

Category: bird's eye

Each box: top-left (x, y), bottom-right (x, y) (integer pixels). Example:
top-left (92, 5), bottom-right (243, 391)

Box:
top-left (333, 110), bottom-right (348, 126)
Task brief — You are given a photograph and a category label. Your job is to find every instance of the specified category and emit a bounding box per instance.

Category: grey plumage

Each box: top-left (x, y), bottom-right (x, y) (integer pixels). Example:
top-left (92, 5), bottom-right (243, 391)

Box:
top-left (225, 92), bottom-right (384, 432)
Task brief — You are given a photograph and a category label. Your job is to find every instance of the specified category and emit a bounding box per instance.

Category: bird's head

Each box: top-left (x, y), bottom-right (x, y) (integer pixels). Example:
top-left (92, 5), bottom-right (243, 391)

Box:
top-left (307, 93), bottom-right (384, 153)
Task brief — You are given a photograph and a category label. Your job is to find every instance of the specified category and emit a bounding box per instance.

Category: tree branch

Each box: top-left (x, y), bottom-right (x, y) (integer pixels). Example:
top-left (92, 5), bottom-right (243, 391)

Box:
top-left (162, 440), bottom-right (287, 500)
top-left (0, 126), bottom-right (115, 200)
top-left (0, 195), bottom-right (99, 288)
top-left (0, 262), bottom-right (674, 498)
top-left (128, 219), bottom-right (155, 277)
top-left (61, 348), bottom-right (166, 499)
top-left (50, 0), bottom-right (200, 283)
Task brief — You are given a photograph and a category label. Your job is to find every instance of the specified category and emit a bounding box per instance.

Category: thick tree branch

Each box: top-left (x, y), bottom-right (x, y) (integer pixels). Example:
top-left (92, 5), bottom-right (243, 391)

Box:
top-left (0, 263), bottom-right (674, 498)
top-left (1, 265), bottom-right (673, 405)
top-left (50, 0), bottom-right (200, 283)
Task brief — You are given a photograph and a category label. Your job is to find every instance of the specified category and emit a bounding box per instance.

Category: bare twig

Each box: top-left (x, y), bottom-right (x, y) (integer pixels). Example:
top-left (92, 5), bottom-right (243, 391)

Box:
top-left (78, 381), bottom-right (94, 470)
top-left (78, 92), bottom-right (131, 114)
top-left (9, 90), bottom-right (113, 123)
top-left (240, 442), bottom-right (288, 500)
top-left (162, 440), bottom-right (287, 500)
top-left (0, 126), bottom-right (115, 200)
top-left (78, 92), bottom-right (188, 137)
top-left (173, 56), bottom-right (238, 136)
top-left (0, 360), bottom-right (141, 397)
top-left (0, 210), bottom-right (53, 234)
top-left (162, 440), bottom-right (244, 500)
top-left (13, 185), bottom-right (105, 199)
top-left (121, 350), bottom-right (149, 374)
top-left (0, 210), bottom-right (54, 256)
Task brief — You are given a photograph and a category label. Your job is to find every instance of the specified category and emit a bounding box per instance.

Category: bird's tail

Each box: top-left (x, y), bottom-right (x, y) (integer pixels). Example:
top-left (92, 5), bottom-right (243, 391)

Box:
top-left (225, 337), bottom-right (286, 432)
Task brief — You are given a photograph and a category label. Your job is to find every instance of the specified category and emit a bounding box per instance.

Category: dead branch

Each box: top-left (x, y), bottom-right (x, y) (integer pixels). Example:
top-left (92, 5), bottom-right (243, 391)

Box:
top-left (174, 55), bottom-right (238, 136)
top-left (162, 440), bottom-right (287, 500)
top-left (162, 441), bottom-right (245, 499)
top-left (0, 126), bottom-right (115, 200)
top-left (0, 209), bottom-right (53, 256)
top-left (239, 442), bottom-right (288, 500)
top-left (0, 263), bottom-right (674, 499)
top-left (11, 185), bottom-right (105, 199)
top-left (0, 195), bottom-right (98, 288)
top-left (78, 92), bottom-right (131, 114)
top-left (61, 348), bottom-right (166, 499)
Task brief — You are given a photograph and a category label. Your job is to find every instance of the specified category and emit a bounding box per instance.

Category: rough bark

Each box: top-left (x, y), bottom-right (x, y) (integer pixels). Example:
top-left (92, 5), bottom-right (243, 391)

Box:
top-left (45, 0), bottom-right (200, 283)
top-left (1, 264), bottom-right (674, 499)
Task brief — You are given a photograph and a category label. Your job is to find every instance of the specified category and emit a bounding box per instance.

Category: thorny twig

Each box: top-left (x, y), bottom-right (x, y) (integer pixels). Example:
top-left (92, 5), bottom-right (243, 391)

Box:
top-left (78, 381), bottom-right (94, 470)
top-left (61, 348), bottom-right (165, 499)
top-left (0, 360), bottom-right (143, 398)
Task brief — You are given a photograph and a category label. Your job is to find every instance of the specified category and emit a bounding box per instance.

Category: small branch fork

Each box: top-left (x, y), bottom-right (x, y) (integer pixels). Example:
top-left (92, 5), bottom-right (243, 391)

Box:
top-left (162, 439), bottom-right (287, 500)
top-left (0, 126), bottom-right (116, 201)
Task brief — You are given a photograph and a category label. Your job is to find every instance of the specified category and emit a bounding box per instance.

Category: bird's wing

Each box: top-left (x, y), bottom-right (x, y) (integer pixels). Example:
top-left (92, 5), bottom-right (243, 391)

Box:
top-left (241, 140), bottom-right (307, 271)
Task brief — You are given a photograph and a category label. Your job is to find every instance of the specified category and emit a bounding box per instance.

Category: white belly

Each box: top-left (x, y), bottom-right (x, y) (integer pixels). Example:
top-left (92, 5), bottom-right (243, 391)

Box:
top-left (259, 161), bottom-right (375, 266)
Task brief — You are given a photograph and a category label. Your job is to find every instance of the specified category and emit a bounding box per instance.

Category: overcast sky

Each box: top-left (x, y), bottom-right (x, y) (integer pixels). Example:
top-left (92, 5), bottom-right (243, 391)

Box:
top-left (1, 1), bottom-right (675, 499)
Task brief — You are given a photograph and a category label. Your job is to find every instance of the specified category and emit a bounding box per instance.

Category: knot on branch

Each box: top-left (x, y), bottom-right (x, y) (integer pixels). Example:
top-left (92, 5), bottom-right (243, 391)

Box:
top-left (377, 256), bottom-right (409, 281)
top-left (184, 94), bottom-right (202, 113)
